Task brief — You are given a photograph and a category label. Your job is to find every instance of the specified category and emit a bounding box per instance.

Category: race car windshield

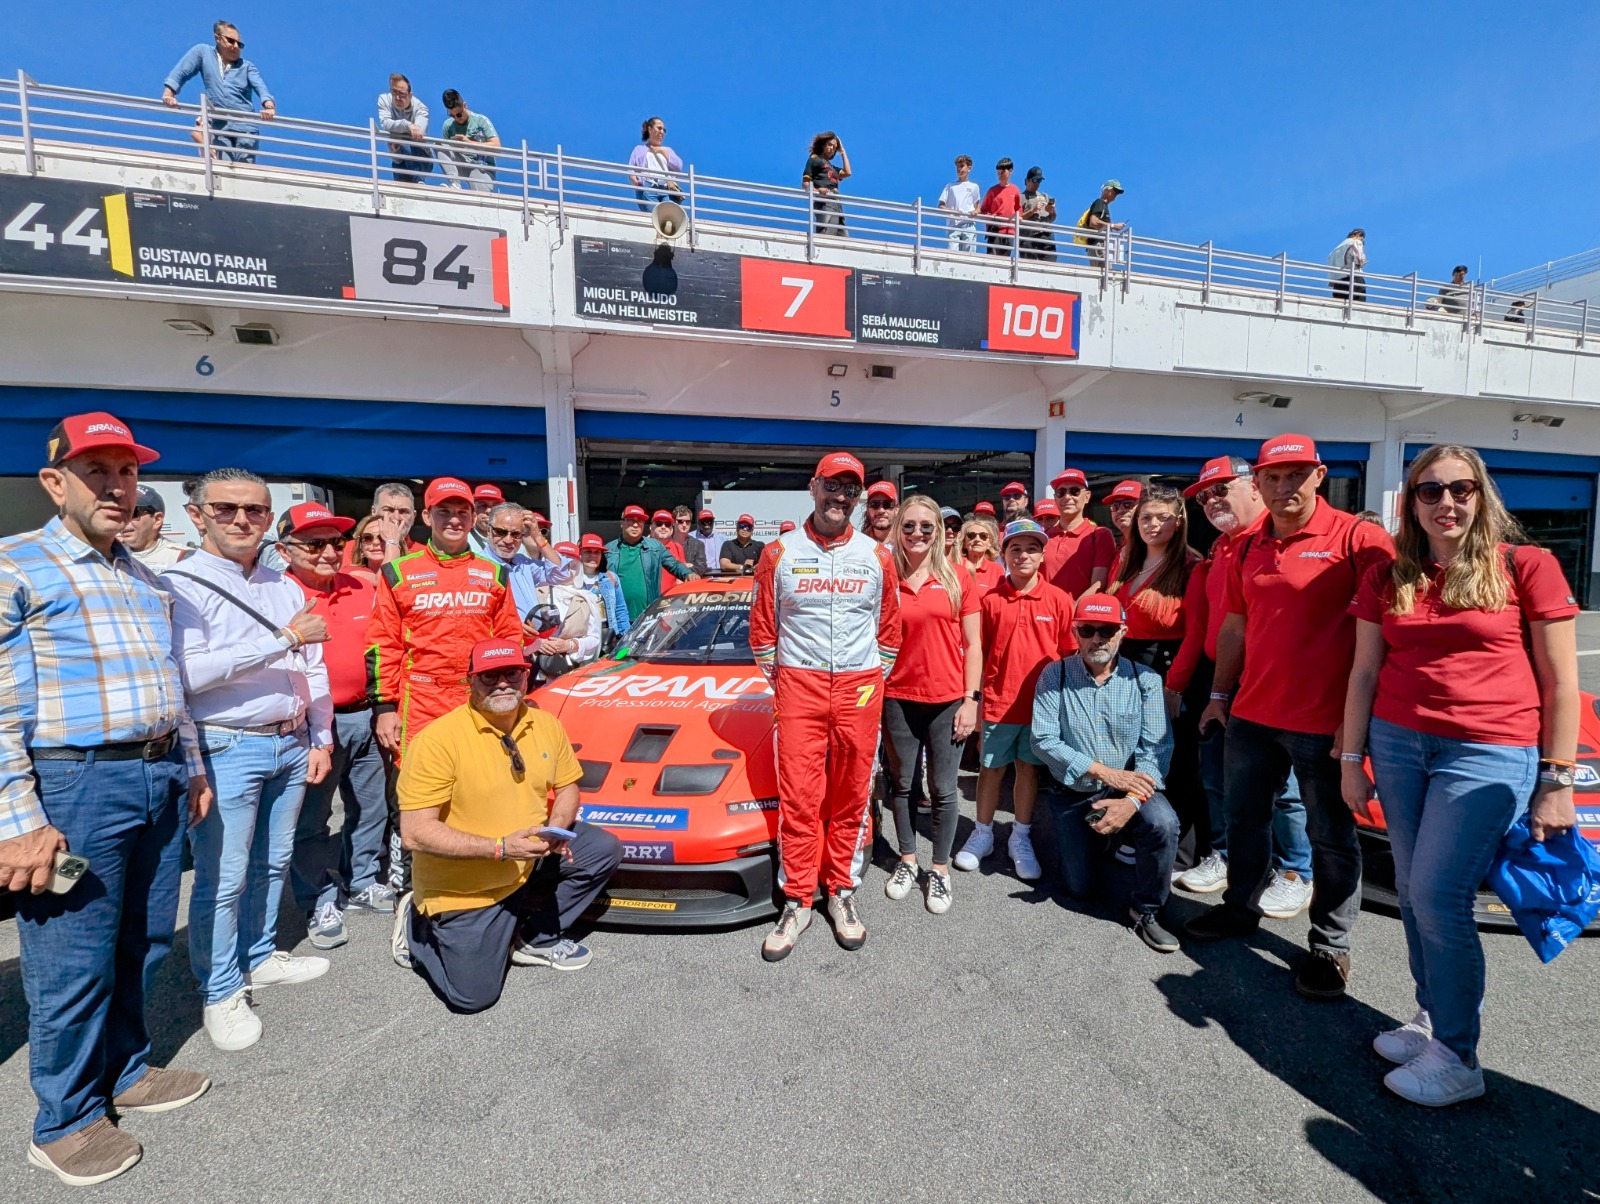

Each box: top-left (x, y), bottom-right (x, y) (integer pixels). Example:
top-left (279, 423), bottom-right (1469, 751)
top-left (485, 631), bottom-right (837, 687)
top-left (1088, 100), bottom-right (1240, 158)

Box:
top-left (623, 593), bottom-right (754, 664)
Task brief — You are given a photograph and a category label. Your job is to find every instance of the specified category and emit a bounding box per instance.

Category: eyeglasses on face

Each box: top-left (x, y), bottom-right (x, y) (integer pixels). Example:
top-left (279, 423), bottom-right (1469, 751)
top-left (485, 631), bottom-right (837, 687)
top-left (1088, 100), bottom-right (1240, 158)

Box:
top-left (201, 502), bottom-right (271, 524)
top-left (820, 479), bottom-right (863, 499)
top-left (1054, 486), bottom-right (1088, 497)
top-left (489, 525), bottom-right (523, 540)
top-left (283, 536), bottom-right (348, 554)
top-left (498, 731), bottom-right (526, 775)
top-left (865, 497), bottom-right (894, 509)
top-left (900, 521), bottom-right (937, 536)
top-left (1413, 479), bottom-right (1478, 505)
top-left (1074, 624), bottom-right (1121, 640)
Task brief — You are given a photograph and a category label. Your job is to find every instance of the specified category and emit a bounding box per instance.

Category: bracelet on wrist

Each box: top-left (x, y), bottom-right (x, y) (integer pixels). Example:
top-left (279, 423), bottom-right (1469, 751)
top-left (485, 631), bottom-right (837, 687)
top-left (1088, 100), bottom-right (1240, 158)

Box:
top-left (1539, 757), bottom-right (1575, 768)
top-left (493, 837), bottom-right (505, 861)
top-left (1339, 753), bottom-right (1366, 764)
top-left (1208, 692), bottom-right (1232, 703)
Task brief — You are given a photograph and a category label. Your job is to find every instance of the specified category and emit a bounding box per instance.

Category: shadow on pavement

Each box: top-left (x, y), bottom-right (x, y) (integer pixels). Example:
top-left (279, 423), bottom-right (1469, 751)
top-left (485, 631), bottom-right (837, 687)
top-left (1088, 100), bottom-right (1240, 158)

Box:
top-left (1154, 916), bottom-right (1600, 1204)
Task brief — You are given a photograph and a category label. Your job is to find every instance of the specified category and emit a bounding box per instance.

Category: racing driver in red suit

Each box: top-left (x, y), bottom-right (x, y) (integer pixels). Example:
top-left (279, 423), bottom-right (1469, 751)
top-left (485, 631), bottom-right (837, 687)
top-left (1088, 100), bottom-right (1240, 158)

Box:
top-left (750, 451), bottom-right (901, 961)
top-left (366, 477), bottom-right (524, 759)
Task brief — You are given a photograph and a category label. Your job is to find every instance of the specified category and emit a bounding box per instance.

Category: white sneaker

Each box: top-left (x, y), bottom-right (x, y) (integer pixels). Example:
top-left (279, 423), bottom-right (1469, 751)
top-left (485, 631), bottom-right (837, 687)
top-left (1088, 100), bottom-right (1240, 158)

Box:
top-left (884, 860), bottom-right (919, 901)
top-left (953, 824), bottom-right (993, 872)
top-left (1008, 828), bottom-right (1042, 881)
top-left (1373, 1008), bottom-right (1434, 1065)
top-left (1259, 869), bottom-right (1313, 919)
top-left (203, 989), bottom-right (262, 1052)
top-left (245, 950), bottom-right (329, 988)
top-left (1177, 852), bottom-right (1229, 894)
top-left (924, 869), bottom-right (953, 915)
top-left (1383, 1038), bottom-right (1485, 1107)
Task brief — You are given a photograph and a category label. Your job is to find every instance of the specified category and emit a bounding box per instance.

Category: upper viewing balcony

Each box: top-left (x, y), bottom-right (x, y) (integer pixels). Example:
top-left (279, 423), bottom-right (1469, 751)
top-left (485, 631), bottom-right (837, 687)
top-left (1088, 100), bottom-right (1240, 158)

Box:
top-left (2, 72), bottom-right (1596, 408)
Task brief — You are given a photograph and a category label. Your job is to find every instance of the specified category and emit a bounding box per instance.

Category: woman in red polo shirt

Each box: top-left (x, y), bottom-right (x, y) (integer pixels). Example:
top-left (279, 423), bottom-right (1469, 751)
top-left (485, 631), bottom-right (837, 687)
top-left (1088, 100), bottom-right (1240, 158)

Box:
top-left (1342, 444), bottom-right (1579, 1108)
top-left (958, 517), bottom-right (1004, 596)
top-left (882, 495), bottom-right (982, 914)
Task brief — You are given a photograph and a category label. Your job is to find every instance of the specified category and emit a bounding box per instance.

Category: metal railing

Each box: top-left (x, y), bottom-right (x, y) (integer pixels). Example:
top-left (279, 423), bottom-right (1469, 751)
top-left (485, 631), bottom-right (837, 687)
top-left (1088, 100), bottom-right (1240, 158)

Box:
top-left (1, 71), bottom-right (1594, 349)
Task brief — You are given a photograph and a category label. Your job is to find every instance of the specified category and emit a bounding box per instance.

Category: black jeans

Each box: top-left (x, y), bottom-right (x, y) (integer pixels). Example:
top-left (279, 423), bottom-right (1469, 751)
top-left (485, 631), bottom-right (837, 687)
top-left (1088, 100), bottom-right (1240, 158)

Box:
top-left (1122, 638), bottom-right (1205, 868)
top-left (883, 697), bottom-right (964, 866)
top-left (1221, 716), bottom-right (1362, 952)
top-left (1044, 784), bottom-right (1178, 916)
top-left (408, 823), bottom-right (622, 1013)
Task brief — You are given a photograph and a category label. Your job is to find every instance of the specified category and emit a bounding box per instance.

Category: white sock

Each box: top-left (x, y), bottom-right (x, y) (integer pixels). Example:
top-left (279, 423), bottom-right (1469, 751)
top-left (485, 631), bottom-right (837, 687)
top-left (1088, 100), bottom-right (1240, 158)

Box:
top-left (1013, 821), bottom-right (1031, 836)
top-left (976, 821), bottom-right (993, 833)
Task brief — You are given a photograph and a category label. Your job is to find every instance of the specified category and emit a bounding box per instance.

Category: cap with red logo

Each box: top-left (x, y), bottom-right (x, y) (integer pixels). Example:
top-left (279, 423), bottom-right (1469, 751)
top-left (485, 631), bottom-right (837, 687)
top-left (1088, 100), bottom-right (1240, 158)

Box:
top-left (1033, 499), bottom-right (1061, 519)
top-left (46, 412), bottom-right (159, 467)
top-left (1074, 593), bottom-right (1127, 624)
top-left (974, 501), bottom-right (996, 517)
top-left (1182, 454), bottom-right (1255, 498)
top-left (579, 533), bottom-right (606, 551)
top-left (553, 541), bottom-right (580, 560)
top-left (815, 451), bottom-right (865, 482)
top-left (621, 504), bottom-right (649, 521)
top-left (779, 520), bottom-right (797, 534)
top-left (276, 502), bottom-right (355, 541)
top-left (529, 511), bottom-right (550, 527)
top-left (1050, 469), bottom-right (1088, 492)
top-left (1102, 480), bottom-right (1144, 504)
top-left (467, 639), bottom-right (529, 675)
top-left (651, 509), bottom-right (674, 525)
top-left (697, 509), bottom-right (714, 521)
top-left (424, 477), bottom-right (473, 509)
top-left (866, 481), bottom-right (898, 503)
top-left (1253, 434), bottom-right (1321, 471)
top-left (1001, 518), bottom-right (1049, 549)
top-left (1000, 480), bottom-right (1028, 498)
top-left (473, 484), bottom-right (504, 504)
top-left (737, 514), bottom-right (755, 528)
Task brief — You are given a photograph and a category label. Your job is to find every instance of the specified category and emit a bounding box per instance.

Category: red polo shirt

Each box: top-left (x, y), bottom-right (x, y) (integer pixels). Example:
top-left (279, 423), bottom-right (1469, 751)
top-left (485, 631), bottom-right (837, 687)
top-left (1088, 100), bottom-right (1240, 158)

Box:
top-left (887, 568), bottom-right (980, 703)
top-left (1045, 519), bottom-right (1117, 599)
top-left (1224, 499), bottom-right (1395, 736)
top-left (1351, 545), bottom-right (1577, 746)
top-left (979, 576), bottom-right (1077, 724)
top-left (1167, 514), bottom-right (1267, 694)
top-left (292, 571), bottom-right (378, 708)
top-left (963, 557), bottom-right (1004, 597)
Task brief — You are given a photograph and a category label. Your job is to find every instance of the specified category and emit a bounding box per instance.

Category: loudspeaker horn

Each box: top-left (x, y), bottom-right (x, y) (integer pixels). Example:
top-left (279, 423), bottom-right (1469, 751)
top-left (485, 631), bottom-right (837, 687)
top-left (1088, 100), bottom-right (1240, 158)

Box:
top-left (652, 199), bottom-right (689, 241)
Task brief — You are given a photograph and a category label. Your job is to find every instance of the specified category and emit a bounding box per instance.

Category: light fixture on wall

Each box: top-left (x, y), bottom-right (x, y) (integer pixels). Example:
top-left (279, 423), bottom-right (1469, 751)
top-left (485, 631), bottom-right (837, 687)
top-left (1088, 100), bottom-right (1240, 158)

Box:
top-left (1514, 412), bottom-right (1565, 428)
top-left (164, 318), bottom-right (214, 337)
top-left (232, 322), bottom-right (279, 346)
top-left (827, 363), bottom-right (848, 378)
top-left (1235, 390), bottom-right (1291, 408)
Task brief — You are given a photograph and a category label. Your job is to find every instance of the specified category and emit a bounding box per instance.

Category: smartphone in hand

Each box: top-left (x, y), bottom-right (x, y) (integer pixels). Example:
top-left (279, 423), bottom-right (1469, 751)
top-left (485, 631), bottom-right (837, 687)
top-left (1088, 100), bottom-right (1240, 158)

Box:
top-left (535, 826), bottom-right (576, 841)
top-left (49, 850), bottom-right (91, 894)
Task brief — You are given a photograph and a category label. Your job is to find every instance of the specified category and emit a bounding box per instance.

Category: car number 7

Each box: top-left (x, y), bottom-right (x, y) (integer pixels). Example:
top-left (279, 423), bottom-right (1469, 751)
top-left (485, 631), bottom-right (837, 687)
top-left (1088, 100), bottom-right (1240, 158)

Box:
top-left (780, 276), bottom-right (814, 319)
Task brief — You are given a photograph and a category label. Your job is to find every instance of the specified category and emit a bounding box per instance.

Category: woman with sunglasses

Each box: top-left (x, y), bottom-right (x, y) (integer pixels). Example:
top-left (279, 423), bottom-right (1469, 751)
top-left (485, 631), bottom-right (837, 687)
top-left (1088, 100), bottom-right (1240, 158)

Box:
top-left (958, 518), bottom-right (1004, 596)
top-left (881, 496), bottom-right (982, 913)
top-left (1342, 445), bottom-right (1578, 1107)
top-left (347, 516), bottom-right (388, 584)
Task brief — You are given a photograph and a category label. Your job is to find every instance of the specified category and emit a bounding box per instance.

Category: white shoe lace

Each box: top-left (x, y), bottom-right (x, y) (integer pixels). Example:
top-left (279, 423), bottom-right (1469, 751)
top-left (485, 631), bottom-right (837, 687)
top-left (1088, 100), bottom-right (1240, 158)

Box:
top-left (1404, 1042), bottom-right (1466, 1084)
top-left (315, 902), bottom-right (341, 929)
top-left (891, 863), bottom-right (917, 888)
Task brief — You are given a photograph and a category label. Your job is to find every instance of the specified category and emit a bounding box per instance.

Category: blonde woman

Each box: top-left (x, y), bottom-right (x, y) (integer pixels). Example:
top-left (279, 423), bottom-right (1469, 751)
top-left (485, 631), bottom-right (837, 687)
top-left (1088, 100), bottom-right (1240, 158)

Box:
top-left (348, 515), bottom-right (387, 583)
top-left (958, 517), bottom-right (1003, 595)
top-left (881, 495), bottom-right (982, 913)
top-left (1342, 444), bottom-right (1579, 1107)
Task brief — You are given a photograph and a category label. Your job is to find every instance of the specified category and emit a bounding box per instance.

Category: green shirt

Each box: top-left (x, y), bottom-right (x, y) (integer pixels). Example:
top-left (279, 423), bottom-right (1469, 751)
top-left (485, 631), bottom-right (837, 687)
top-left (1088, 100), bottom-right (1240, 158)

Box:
top-left (613, 541), bottom-right (646, 622)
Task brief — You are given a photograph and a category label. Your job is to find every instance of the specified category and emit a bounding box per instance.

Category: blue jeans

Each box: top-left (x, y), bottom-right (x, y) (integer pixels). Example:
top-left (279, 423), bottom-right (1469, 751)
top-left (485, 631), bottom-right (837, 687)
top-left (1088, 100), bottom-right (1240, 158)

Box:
top-left (15, 749), bottom-right (186, 1143)
top-left (1368, 717), bottom-right (1536, 1063)
top-left (947, 225), bottom-right (977, 252)
top-left (1046, 786), bottom-right (1179, 916)
top-left (290, 709), bottom-right (389, 912)
top-left (634, 187), bottom-right (675, 211)
top-left (188, 726), bottom-right (309, 1004)
top-left (208, 117), bottom-right (259, 163)
top-left (1198, 724), bottom-right (1312, 875)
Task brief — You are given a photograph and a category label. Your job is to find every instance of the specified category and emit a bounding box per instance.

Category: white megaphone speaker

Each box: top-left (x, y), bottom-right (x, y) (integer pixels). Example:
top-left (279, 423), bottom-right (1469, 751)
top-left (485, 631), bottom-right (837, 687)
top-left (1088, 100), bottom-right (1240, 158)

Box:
top-left (652, 199), bottom-right (689, 241)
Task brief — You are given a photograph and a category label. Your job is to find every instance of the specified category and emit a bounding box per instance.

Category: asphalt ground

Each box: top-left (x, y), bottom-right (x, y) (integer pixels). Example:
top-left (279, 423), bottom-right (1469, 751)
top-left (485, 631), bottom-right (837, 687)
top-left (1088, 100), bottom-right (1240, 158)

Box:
top-left (2, 616), bottom-right (1599, 1203)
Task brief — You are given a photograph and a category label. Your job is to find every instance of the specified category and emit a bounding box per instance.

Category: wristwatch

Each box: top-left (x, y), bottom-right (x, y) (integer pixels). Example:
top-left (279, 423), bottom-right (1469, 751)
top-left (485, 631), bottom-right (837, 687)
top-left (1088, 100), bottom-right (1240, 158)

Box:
top-left (1539, 763), bottom-right (1575, 788)
top-left (966, 690), bottom-right (981, 702)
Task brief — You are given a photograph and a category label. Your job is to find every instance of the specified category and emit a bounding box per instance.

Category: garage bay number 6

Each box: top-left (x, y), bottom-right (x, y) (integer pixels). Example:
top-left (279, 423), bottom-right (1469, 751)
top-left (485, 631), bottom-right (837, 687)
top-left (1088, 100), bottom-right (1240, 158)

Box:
top-left (999, 300), bottom-right (1066, 340)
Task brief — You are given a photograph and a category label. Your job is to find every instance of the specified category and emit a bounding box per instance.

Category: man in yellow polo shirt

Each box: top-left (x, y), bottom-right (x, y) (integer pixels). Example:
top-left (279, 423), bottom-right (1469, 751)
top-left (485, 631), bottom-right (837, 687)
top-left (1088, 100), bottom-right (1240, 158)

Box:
top-left (390, 639), bottom-right (621, 1013)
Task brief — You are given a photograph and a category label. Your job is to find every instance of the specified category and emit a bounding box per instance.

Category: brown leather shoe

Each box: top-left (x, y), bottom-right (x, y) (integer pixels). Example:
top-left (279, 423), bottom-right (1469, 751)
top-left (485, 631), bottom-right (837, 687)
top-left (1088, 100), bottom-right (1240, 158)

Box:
top-left (111, 1066), bottom-right (212, 1115)
top-left (27, 1116), bottom-right (142, 1186)
top-left (1294, 948), bottom-right (1352, 1001)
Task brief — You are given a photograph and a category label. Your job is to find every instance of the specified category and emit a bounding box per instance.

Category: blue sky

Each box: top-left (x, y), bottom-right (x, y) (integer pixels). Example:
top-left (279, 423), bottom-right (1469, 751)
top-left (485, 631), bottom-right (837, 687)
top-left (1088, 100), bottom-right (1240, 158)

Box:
top-left (9, 1), bottom-right (1598, 280)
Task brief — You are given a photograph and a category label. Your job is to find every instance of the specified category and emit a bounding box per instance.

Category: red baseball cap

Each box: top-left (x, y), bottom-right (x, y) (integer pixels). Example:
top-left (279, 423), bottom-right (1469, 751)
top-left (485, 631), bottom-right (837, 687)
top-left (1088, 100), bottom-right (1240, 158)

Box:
top-left (651, 509), bottom-right (674, 525)
top-left (737, 513), bottom-right (755, 528)
top-left (1000, 481), bottom-right (1028, 497)
top-left (866, 481), bottom-right (898, 503)
top-left (47, 411), bottom-right (159, 467)
top-left (1183, 454), bottom-right (1255, 498)
top-left (1253, 434), bottom-right (1322, 471)
top-left (553, 541), bottom-right (579, 559)
top-left (579, 533), bottom-right (606, 551)
top-left (1102, 480), bottom-right (1143, 504)
top-left (473, 484), bottom-right (504, 504)
top-left (621, 504), bottom-right (649, 521)
top-left (974, 501), bottom-right (996, 517)
top-left (779, 520), bottom-right (796, 534)
top-left (1033, 499), bottom-right (1061, 519)
top-left (697, 509), bottom-right (714, 521)
top-left (424, 477), bottom-right (473, 508)
top-left (1074, 593), bottom-right (1127, 624)
top-left (815, 451), bottom-right (865, 482)
top-left (276, 502), bottom-right (355, 541)
top-left (467, 638), bottom-right (529, 675)
top-left (1050, 469), bottom-right (1088, 492)
top-left (529, 511), bottom-right (550, 527)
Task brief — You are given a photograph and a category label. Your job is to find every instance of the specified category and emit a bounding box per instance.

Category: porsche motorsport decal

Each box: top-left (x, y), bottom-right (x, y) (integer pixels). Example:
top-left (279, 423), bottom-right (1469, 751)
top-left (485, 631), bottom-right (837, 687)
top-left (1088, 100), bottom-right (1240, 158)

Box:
top-left (579, 806), bottom-right (690, 831)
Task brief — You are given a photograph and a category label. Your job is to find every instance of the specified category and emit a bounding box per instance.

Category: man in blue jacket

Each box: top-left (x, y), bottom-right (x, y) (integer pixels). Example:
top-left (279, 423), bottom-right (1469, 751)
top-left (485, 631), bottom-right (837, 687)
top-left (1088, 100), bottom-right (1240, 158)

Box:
top-left (162, 21), bottom-right (275, 163)
top-left (606, 504), bottom-right (697, 620)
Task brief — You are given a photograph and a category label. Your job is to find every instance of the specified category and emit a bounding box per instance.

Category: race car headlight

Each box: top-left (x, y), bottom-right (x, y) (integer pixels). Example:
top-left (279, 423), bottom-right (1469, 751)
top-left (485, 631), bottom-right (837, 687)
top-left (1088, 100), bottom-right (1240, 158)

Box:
top-left (655, 764), bottom-right (732, 795)
top-left (736, 840), bottom-right (775, 857)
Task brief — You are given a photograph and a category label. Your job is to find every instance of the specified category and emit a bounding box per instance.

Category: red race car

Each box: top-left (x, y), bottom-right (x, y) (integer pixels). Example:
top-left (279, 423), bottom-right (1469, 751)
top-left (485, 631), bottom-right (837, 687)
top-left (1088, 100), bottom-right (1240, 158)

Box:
top-left (1357, 692), bottom-right (1600, 931)
top-left (533, 578), bottom-right (869, 928)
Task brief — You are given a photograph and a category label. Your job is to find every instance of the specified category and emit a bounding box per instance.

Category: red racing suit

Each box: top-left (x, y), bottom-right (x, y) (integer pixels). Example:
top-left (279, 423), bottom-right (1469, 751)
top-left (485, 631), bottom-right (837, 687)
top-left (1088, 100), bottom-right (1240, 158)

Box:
top-left (364, 542), bottom-right (523, 755)
top-left (749, 519), bottom-right (901, 901)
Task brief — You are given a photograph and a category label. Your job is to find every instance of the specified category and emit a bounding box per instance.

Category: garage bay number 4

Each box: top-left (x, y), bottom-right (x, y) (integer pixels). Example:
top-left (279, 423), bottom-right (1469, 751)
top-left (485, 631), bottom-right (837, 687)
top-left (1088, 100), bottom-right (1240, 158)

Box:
top-left (4, 202), bottom-right (109, 255)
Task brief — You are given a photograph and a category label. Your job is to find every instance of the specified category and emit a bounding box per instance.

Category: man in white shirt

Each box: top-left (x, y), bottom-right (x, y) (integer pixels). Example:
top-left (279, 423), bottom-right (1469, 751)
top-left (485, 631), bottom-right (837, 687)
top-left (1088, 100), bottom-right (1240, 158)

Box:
top-left (163, 468), bottom-right (334, 1053)
top-left (120, 486), bottom-right (189, 572)
top-left (1328, 228), bottom-right (1367, 303)
top-left (938, 155), bottom-right (981, 253)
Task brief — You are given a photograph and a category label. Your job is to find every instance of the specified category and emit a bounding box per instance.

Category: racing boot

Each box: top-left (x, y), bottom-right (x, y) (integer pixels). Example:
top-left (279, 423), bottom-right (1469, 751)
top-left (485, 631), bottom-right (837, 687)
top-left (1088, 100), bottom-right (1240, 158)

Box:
top-left (761, 901), bottom-right (812, 962)
top-left (827, 889), bottom-right (867, 951)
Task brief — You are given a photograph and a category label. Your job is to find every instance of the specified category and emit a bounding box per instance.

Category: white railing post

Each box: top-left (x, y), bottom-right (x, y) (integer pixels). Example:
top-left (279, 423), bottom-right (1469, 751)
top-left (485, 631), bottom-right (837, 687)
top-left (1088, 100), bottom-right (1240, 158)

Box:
top-left (1527, 294), bottom-right (1539, 343)
top-left (913, 198), bottom-right (922, 272)
top-left (1120, 226), bottom-right (1133, 295)
top-left (805, 191), bottom-right (815, 261)
top-left (1475, 282), bottom-right (1487, 336)
top-left (199, 94), bottom-right (214, 194)
top-left (1275, 252), bottom-right (1288, 312)
top-left (1201, 240), bottom-right (1213, 304)
top-left (1580, 298), bottom-right (1589, 349)
top-left (555, 144), bottom-right (566, 243)
top-left (687, 165), bottom-right (698, 251)
top-left (1406, 272), bottom-right (1417, 328)
top-left (520, 139), bottom-right (530, 239)
top-left (18, 70), bottom-right (36, 175)
top-left (367, 118), bottom-right (382, 211)
top-left (1010, 219), bottom-right (1020, 282)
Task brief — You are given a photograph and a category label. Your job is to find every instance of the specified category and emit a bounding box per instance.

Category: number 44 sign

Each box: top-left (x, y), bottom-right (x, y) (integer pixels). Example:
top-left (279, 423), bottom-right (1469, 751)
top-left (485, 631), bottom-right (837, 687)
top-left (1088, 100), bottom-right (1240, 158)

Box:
top-left (347, 216), bottom-right (509, 312)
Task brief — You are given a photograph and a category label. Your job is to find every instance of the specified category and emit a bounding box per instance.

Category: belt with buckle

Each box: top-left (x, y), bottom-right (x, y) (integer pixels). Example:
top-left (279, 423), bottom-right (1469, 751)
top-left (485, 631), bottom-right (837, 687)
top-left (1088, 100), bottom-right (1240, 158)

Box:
top-left (32, 731), bottom-right (178, 763)
top-left (199, 719), bottom-right (304, 738)
top-left (334, 700), bottom-right (373, 714)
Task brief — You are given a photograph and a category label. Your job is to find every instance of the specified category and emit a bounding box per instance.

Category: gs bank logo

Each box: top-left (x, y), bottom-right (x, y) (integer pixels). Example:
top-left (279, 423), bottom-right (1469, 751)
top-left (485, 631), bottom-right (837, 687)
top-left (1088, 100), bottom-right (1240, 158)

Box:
top-left (579, 806), bottom-right (689, 831)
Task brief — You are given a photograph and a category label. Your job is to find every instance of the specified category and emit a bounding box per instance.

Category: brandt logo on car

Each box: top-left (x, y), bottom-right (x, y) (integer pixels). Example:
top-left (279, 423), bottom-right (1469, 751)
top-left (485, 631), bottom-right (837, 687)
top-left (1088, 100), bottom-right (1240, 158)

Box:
top-left (579, 806), bottom-right (690, 830)
top-left (552, 674), bottom-right (771, 701)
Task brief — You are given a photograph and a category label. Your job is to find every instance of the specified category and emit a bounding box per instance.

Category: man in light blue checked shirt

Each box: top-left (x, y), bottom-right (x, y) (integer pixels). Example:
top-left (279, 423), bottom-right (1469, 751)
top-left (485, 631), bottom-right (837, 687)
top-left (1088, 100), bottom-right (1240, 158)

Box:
top-left (1031, 592), bottom-right (1181, 954)
top-left (0, 411), bottom-right (214, 1187)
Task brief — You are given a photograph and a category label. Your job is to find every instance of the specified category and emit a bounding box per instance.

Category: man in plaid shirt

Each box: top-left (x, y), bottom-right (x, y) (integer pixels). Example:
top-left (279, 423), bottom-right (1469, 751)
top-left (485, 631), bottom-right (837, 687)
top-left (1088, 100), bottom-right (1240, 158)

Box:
top-left (0, 412), bottom-right (214, 1187)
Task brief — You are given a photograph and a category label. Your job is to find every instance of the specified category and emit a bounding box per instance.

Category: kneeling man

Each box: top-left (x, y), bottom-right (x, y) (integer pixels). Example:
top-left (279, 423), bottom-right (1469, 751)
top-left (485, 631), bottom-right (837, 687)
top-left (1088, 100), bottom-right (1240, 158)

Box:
top-left (1031, 594), bottom-right (1180, 953)
top-left (391, 640), bottom-right (621, 1012)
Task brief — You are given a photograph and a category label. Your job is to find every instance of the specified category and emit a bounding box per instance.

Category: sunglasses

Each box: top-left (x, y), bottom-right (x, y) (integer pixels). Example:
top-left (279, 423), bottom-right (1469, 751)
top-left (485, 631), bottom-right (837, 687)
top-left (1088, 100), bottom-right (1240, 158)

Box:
top-left (1108, 499), bottom-right (1138, 510)
top-left (1074, 624), bottom-right (1121, 640)
top-left (821, 479), bottom-right (863, 499)
top-left (282, 536), bottom-right (348, 554)
top-left (131, 506), bottom-right (160, 518)
top-left (1196, 482), bottom-right (1233, 502)
top-left (865, 497), bottom-right (895, 509)
top-left (499, 731), bottom-right (526, 776)
top-left (219, 35), bottom-right (243, 47)
top-left (963, 532), bottom-right (990, 542)
top-left (1054, 486), bottom-right (1088, 497)
top-left (489, 525), bottom-right (525, 540)
top-left (1414, 479), bottom-right (1478, 505)
top-left (900, 521), bottom-right (937, 536)
top-left (201, 502), bottom-right (271, 524)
